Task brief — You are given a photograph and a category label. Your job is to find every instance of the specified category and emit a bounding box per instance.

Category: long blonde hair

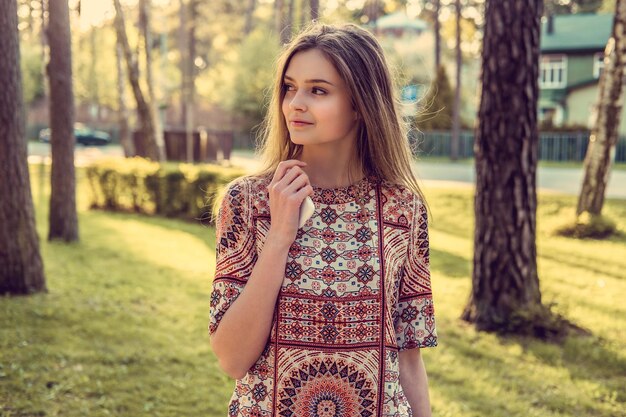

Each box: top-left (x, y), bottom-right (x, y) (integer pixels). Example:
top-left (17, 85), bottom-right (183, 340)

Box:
top-left (255, 23), bottom-right (429, 214)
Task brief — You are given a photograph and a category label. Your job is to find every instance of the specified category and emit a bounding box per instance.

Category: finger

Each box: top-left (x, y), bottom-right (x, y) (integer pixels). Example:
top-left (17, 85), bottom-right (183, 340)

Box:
top-left (283, 173), bottom-right (309, 194)
top-left (278, 166), bottom-right (306, 189)
top-left (270, 160), bottom-right (307, 186)
top-left (295, 184), bottom-right (314, 200)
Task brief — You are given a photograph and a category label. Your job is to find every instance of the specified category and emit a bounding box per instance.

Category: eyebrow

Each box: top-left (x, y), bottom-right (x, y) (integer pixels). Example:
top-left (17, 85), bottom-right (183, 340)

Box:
top-left (284, 75), bottom-right (335, 86)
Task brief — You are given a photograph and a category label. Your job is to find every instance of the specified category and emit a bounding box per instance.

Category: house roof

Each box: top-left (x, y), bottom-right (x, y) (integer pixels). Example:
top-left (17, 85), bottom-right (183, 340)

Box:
top-left (541, 13), bottom-right (613, 53)
top-left (375, 11), bottom-right (427, 31)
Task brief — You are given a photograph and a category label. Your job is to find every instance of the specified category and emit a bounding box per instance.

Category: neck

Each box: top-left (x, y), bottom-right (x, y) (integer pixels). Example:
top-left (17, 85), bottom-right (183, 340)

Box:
top-left (298, 145), bottom-right (364, 189)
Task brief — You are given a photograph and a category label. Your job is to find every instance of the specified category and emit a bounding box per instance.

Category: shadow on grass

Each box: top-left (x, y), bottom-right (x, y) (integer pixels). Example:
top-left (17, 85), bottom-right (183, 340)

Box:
top-left (1, 210), bottom-right (231, 417)
top-left (430, 247), bottom-right (471, 279)
top-left (430, 327), bottom-right (624, 417)
top-left (86, 208), bottom-right (217, 252)
top-left (510, 331), bottom-right (626, 386)
top-left (539, 251), bottom-right (626, 282)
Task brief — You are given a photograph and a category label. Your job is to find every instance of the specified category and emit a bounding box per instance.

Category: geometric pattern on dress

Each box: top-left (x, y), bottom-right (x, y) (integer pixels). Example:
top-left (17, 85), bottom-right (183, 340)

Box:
top-left (209, 178), bottom-right (256, 335)
top-left (276, 348), bottom-right (379, 417)
top-left (278, 294), bottom-right (380, 346)
top-left (400, 199), bottom-right (432, 299)
top-left (209, 173), bottom-right (438, 417)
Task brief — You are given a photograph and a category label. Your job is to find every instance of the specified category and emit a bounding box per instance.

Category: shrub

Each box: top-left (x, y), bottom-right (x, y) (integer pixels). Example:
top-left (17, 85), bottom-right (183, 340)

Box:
top-left (86, 157), bottom-right (246, 224)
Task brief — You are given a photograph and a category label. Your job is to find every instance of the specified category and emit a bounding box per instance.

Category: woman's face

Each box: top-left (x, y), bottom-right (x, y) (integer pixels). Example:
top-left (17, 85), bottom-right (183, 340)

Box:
top-left (281, 48), bottom-right (358, 148)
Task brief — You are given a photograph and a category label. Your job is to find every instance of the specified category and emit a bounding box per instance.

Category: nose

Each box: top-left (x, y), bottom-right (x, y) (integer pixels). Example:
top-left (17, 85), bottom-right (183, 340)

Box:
top-left (287, 90), bottom-right (307, 112)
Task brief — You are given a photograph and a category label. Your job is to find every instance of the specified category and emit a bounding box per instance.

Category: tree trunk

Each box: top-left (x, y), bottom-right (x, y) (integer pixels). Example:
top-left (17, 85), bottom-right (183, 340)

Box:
top-left (112, 0), bottom-right (160, 161)
top-left (179, 0), bottom-right (187, 127)
top-left (184, 0), bottom-right (197, 163)
top-left (47, 0), bottom-right (78, 242)
top-left (275, 0), bottom-right (287, 44)
top-left (40, 0), bottom-right (48, 100)
top-left (451, 0), bottom-right (461, 161)
top-left (243, 0), bottom-right (257, 35)
top-left (139, 0), bottom-right (165, 161)
top-left (577, 0), bottom-right (626, 216)
top-left (299, 0), bottom-right (306, 29)
top-left (88, 26), bottom-right (99, 121)
top-left (286, 0), bottom-right (295, 42)
top-left (0, 0), bottom-right (47, 294)
top-left (27, 0), bottom-right (35, 36)
top-left (310, 0), bottom-right (319, 21)
top-left (462, 0), bottom-right (545, 333)
top-left (434, 0), bottom-right (441, 72)
top-left (115, 40), bottom-right (134, 157)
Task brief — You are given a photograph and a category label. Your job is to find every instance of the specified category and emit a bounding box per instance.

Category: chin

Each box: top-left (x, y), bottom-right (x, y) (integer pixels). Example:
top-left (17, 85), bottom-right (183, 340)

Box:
top-left (289, 136), bottom-right (308, 145)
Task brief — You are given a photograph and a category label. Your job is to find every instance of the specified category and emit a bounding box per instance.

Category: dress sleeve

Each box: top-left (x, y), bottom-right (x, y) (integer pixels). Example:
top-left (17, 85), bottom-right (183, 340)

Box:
top-left (394, 195), bottom-right (438, 350)
top-left (208, 178), bottom-right (257, 336)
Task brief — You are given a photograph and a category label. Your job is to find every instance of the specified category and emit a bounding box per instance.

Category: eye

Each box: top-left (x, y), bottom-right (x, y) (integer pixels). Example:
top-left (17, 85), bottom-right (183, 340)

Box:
top-left (283, 83), bottom-right (295, 92)
top-left (312, 87), bottom-right (326, 95)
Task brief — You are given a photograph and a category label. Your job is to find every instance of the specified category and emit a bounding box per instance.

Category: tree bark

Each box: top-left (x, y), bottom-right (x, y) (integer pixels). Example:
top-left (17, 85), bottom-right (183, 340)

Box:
top-left (310, 0), bottom-right (319, 21)
top-left (275, 0), bottom-right (287, 44)
top-left (299, 0), bottom-right (306, 29)
top-left (139, 0), bottom-right (165, 161)
top-left (243, 0), bottom-right (257, 35)
top-left (47, 0), bottom-right (78, 242)
top-left (115, 40), bottom-right (134, 157)
top-left (0, 0), bottom-right (47, 294)
top-left (184, 0), bottom-right (197, 163)
top-left (112, 0), bottom-right (160, 161)
top-left (179, 0), bottom-right (187, 127)
top-left (40, 0), bottom-right (48, 100)
top-left (286, 0), bottom-right (295, 42)
top-left (451, 0), bottom-right (461, 161)
top-left (88, 26), bottom-right (100, 121)
top-left (434, 0), bottom-right (441, 72)
top-left (577, 0), bottom-right (626, 216)
top-left (462, 0), bottom-right (545, 333)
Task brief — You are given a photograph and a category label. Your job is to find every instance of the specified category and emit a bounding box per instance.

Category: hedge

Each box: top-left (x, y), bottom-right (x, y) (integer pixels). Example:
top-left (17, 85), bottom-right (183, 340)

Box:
top-left (85, 157), bottom-right (247, 224)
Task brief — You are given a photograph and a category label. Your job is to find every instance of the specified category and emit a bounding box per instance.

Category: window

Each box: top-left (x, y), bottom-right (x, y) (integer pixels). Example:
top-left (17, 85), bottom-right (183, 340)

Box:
top-left (594, 52), bottom-right (605, 79)
top-left (539, 105), bottom-right (564, 127)
top-left (540, 55), bottom-right (567, 88)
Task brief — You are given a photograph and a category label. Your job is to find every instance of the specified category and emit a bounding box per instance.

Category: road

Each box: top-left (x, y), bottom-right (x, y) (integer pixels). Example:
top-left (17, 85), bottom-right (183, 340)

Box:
top-left (230, 150), bottom-right (626, 200)
top-left (412, 160), bottom-right (626, 199)
top-left (27, 142), bottom-right (626, 199)
top-left (28, 141), bottom-right (124, 167)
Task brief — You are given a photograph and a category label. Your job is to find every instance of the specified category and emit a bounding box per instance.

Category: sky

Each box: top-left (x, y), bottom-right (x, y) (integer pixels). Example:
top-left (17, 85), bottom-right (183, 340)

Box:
top-left (75, 0), bottom-right (170, 29)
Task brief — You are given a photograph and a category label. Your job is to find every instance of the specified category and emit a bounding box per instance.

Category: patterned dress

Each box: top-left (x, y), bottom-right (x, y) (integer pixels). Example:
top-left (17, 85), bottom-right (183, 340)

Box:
top-left (209, 173), bottom-right (437, 417)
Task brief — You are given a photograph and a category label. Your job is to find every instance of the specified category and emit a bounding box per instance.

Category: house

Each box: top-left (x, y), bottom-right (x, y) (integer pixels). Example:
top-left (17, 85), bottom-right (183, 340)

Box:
top-left (538, 13), bottom-right (626, 133)
top-left (372, 11), bottom-right (428, 38)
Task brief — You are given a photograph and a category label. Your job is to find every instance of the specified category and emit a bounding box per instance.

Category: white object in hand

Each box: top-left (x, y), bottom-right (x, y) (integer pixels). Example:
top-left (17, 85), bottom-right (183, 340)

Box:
top-left (298, 196), bottom-right (315, 228)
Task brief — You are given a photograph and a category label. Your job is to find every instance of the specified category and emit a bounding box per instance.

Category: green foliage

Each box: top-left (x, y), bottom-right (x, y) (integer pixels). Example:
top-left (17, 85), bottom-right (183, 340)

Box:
top-left (20, 42), bottom-right (45, 105)
top-left (202, 29), bottom-right (279, 130)
top-left (554, 210), bottom-right (619, 239)
top-left (85, 157), bottom-right (246, 223)
top-left (72, 26), bottom-right (119, 110)
top-left (416, 65), bottom-right (454, 130)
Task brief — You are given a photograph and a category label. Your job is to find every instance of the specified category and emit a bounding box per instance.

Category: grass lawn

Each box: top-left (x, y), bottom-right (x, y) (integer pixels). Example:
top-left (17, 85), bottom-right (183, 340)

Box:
top-left (1, 164), bottom-right (625, 416)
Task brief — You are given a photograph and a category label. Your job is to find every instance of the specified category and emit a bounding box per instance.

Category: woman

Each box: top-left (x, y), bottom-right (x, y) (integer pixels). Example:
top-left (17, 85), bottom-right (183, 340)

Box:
top-left (209, 23), bottom-right (437, 417)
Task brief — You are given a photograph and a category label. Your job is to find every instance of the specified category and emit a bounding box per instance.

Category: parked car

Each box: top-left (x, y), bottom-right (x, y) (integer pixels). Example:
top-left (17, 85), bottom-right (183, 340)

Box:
top-left (39, 123), bottom-right (111, 146)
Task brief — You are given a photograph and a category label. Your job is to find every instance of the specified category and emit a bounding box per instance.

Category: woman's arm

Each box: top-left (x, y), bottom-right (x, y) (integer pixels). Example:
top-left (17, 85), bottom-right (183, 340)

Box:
top-left (210, 233), bottom-right (291, 379)
top-left (399, 348), bottom-right (432, 417)
top-left (210, 160), bottom-right (312, 380)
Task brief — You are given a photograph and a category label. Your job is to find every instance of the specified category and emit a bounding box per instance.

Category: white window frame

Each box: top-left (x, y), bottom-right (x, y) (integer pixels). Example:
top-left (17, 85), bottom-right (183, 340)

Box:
top-left (594, 52), bottom-right (605, 79)
top-left (540, 54), bottom-right (567, 89)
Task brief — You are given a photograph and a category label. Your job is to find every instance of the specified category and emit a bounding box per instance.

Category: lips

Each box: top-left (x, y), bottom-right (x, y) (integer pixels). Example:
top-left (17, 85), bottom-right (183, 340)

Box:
top-left (289, 119), bottom-right (313, 126)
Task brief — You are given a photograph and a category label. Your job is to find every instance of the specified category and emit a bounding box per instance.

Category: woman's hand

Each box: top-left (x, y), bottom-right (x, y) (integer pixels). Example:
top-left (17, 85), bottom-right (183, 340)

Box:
top-left (267, 160), bottom-right (313, 247)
